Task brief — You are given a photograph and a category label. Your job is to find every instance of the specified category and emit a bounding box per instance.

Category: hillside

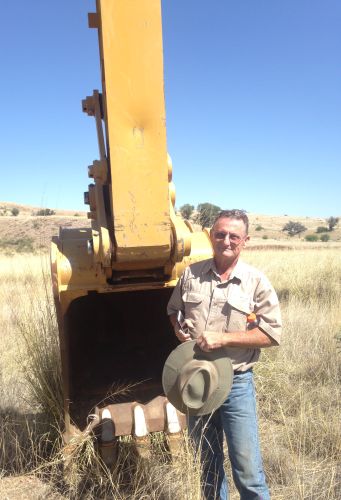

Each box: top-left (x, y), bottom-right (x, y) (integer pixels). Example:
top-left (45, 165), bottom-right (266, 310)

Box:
top-left (0, 202), bottom-right (89, 253)
top-left (0, 201), bottom-right (340, 253)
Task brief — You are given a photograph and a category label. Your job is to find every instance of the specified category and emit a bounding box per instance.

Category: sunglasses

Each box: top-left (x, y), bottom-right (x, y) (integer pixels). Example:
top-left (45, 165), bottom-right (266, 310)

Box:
top-left (213, 232), bottom-right (246, 244)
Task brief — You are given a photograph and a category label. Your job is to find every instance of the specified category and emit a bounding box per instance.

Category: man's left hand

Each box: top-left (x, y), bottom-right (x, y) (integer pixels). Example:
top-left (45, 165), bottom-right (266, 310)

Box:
top-left (196, 331), bottom-right (225, 351)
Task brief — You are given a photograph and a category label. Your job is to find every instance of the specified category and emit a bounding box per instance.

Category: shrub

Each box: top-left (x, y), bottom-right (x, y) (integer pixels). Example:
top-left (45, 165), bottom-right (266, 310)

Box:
top-left (316, 226), bottom-right (329, 233)
top-left (35, 208), bottom-right (55, 216)
top-left (256, 225), bottom-right (263, 231)
top-left (305, 234), bottom-right (318, 242)
top-left (262, 235), bottom-right (268, 240)
top-left (320, 234), bottom-right (330, 242)
top-left (11, 207), bottom-right (19, 216)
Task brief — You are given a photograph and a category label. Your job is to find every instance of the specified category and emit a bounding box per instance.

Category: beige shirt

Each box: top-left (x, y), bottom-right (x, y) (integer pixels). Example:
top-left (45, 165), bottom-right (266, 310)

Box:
top-left (167, 258), bottom-right (282, 371)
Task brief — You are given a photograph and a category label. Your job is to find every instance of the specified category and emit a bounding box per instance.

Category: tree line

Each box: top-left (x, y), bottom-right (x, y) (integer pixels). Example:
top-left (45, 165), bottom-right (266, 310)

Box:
top-left (179, 203), bottom-right (339, 235)
top-left (282, 217), bottom-right (339, 236)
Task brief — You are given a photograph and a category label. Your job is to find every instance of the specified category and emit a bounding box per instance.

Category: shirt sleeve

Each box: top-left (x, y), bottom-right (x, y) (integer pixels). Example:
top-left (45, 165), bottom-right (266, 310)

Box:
top-left (167, 269), bottom-right (187, 316)
top-left (254, 275), bottom-right (282, 345)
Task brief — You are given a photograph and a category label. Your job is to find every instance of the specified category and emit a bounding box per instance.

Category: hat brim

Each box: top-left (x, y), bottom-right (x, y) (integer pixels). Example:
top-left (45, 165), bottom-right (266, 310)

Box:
top-left (162, 340), bottom-right (233, 416)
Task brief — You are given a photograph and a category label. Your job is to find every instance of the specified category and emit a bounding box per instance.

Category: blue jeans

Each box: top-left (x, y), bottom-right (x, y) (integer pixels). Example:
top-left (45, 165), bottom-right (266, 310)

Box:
top-left (188, 370), bottom-right (270, 500)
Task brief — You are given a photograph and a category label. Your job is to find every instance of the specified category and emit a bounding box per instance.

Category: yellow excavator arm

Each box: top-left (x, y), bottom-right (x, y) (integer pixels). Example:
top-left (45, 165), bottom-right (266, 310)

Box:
top-left (51, 0), bottom-right (212, 461)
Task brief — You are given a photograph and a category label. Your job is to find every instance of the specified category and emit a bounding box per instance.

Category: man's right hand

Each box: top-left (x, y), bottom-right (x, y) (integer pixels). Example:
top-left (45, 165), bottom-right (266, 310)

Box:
top-left (174, 321), bottom-right (192, 342)
top-left (169, 313), bottom-right (193, 342)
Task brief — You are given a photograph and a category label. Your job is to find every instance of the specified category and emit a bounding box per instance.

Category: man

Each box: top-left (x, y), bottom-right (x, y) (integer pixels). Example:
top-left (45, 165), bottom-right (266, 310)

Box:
top-left (167, 209), bottom-right (282, 500)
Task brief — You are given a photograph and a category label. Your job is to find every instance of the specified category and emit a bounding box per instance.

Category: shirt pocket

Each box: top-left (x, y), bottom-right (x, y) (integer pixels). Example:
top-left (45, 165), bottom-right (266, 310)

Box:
top-left (182, 291), bottom-right (204, 326)
top-left (227, 295), bottom-right (253, 332)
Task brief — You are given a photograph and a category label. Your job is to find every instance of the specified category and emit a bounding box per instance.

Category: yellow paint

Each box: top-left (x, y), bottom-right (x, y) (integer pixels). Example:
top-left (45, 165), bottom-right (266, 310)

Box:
top-left (98, 0), bottom-right (171, 267)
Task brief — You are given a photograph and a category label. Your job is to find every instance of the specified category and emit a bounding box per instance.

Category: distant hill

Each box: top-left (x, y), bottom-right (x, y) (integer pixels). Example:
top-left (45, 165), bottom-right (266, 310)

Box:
top-left (0, 201), bottom-right (340, 254)
top-left (0, 201), bottom-right (86, 217)
top-left (0, 201), bottom-right (89, 253)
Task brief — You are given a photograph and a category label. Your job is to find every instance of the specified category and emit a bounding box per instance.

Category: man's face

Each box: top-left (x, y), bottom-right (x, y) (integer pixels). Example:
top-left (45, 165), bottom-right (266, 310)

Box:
top-left (210, 217), bottom-right (249, 264)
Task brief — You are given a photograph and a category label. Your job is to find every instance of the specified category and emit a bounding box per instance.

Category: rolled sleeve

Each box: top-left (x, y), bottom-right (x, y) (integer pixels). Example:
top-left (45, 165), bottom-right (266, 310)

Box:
top-left (254, 277), bottom-right (282, 345)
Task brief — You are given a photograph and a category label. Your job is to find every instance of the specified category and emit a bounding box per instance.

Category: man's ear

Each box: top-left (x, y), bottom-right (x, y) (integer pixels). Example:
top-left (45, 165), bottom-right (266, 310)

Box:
top-left (244, 235), bottom-right (250, 246)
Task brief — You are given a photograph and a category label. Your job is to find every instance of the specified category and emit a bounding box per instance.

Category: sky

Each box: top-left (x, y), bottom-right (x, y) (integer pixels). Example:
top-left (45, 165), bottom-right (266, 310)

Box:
top-left (1, 0), bottom-right (340, 217)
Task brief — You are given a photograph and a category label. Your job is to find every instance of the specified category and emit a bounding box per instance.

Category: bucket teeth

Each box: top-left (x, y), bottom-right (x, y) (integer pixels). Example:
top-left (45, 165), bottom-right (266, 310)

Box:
top-left (99, 408), bottom-right (118, 466)
top-left (133, 405), bottom-right (151, 459)
top-left (101, 408), bottom-right (115, 441)
top-left (133, 405), bottom-right (148, 438)
top-left (165, 402), bottom-right (183, 457)
top-left (165, 402), bottom-right (181, 434)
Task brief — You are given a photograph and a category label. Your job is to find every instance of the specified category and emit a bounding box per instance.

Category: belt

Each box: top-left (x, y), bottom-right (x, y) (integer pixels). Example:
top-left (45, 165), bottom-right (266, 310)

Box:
top-left (233, 367), bottom-right (253, 375)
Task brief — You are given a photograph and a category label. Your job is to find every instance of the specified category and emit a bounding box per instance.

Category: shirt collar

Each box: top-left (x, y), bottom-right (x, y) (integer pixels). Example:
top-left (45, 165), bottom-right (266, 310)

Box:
top-left (202, 258), bottom-right (244, 284)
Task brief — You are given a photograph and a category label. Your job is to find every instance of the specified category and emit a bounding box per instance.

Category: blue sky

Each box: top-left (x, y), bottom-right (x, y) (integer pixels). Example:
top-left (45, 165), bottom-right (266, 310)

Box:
top-left (1, 0), bottom-right (340, 217)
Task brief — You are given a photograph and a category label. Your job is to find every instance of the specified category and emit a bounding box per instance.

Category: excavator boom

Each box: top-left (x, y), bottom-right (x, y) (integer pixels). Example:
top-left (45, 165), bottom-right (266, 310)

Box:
top-left (51, 0), bottom-right (212, 462)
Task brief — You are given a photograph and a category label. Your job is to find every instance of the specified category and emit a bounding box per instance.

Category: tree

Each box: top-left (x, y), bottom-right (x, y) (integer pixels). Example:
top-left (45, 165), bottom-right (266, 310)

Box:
top-left (326, 216), bottom-right (339, 231)
top-left (11, 207), bottom-right (19, 216)
top-left (180, 204), bottom-right (194, 220)
top-left (196, 202), bottom-right (221, 228)
top-left (282, 221), bottom-right (307, 237)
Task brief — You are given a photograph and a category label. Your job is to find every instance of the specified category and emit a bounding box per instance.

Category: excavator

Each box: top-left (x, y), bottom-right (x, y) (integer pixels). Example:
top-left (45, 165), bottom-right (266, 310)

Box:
top-left (51, 0), bottom-right (212, 463)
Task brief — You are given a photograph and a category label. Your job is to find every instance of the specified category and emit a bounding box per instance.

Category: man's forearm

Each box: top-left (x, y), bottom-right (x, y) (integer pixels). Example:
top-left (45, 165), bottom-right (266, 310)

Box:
top-left (169, 313), bottom-right (177, 329)
top-left (197, 328), bottom-right (276, 351)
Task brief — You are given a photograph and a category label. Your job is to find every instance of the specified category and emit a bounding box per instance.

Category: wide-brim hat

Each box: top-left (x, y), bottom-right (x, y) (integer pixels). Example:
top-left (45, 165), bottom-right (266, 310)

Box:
top-left (162, 340), bottom-right (233, 416)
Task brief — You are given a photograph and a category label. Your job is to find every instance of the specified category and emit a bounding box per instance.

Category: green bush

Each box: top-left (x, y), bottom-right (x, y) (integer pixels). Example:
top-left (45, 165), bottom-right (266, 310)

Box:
top-left (316, 226), bottom-right (328, 233)
top-left (35, 208), bottom-right (55, 216)
top-left (305, 234), bottom-right (318, 242)
top-left (11, 207), bottom-right (19, 216)
top-left (320, 234), bottom-right (330, 242)
top-left (262, 235), bottom-right (268, 240)
top-left (255, 225), bottom-right (263, 231)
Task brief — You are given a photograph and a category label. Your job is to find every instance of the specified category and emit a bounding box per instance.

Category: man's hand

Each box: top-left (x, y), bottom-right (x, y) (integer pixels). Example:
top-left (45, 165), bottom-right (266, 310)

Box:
top-left (174, 321), bottom-right (192, 342)
top-left (174, 317), bottom-right (194, 342)
top-left (196, 331), bottom-right (225, 351)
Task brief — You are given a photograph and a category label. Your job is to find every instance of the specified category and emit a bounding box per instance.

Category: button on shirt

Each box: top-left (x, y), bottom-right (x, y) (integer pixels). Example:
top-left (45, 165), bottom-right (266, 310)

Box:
top-left (167, 258), bottom-right (282, 372)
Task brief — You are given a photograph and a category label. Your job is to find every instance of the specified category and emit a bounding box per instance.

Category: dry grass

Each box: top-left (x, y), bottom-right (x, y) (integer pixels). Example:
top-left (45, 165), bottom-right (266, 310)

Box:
top-left (0, 249), bottom-right (340, 498)
top-left (243, 248), bottom-right (341, 500)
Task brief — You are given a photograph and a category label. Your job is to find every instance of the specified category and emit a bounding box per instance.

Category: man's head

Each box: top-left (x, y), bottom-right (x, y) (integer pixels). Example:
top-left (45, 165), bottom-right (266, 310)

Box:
top-left (210, 209), bottom-right (250, 266)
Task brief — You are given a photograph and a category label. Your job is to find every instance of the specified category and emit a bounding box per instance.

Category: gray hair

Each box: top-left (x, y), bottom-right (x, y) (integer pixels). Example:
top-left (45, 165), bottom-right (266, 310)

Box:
top-left (212, 209), bottom-right (249, 234)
